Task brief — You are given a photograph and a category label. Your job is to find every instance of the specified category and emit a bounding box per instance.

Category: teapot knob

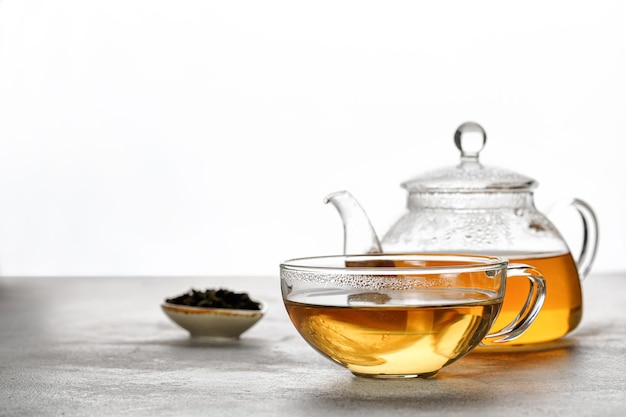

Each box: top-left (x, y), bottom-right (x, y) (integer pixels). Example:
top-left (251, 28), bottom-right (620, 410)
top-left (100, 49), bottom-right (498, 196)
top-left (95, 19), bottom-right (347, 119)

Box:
top-left (454, 122), bottom-right (487, 162)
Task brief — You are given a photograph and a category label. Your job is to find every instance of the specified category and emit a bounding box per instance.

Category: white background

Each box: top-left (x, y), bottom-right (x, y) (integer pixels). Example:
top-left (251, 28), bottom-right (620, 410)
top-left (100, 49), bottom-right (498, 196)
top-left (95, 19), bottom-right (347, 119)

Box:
top-left (0, 1), bottom-right (624, 277)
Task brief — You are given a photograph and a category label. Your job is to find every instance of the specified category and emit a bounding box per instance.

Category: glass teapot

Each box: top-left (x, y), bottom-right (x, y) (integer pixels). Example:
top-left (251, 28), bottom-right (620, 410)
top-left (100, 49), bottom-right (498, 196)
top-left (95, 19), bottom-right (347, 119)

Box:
top-left (325, 122), bottom-right (599, 348)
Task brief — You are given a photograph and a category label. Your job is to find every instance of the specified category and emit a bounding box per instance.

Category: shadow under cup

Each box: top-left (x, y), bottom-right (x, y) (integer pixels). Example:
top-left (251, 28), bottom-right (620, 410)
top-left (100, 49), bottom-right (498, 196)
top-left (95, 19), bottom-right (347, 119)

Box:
top-left (280, 254), bottom-right (546, 379)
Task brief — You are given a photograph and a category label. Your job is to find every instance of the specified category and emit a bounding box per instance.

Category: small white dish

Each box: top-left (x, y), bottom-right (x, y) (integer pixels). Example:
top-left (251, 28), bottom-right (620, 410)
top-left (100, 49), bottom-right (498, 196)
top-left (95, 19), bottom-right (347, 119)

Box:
top-left (161, 301), bottom-right (267, 339)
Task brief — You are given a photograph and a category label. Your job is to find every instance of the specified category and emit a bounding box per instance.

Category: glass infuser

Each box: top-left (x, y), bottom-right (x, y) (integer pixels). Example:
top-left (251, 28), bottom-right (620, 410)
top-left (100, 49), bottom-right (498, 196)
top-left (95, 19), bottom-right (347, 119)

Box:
top-left (325, 122), bottom-right (599, 347)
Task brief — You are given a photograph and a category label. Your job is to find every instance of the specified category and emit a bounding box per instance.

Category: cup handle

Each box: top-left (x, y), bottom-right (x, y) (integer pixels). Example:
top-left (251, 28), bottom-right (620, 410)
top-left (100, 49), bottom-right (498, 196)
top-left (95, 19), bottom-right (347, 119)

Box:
top-left (483, 264), bottom-right (547, 344)
top-left (548, 198), bottom-right (599, 280)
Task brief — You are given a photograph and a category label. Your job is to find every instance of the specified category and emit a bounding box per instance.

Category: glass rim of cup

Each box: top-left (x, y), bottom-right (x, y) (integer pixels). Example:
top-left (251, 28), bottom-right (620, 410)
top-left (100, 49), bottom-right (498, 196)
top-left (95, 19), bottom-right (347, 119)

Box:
top-left (280, 253), bottom-right (509, 276)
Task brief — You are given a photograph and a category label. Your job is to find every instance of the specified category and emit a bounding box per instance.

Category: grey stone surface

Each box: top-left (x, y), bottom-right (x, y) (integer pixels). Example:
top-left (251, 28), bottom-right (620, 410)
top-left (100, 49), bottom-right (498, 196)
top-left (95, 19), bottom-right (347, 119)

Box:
top-left (0, 273), bottom-right (625, 416)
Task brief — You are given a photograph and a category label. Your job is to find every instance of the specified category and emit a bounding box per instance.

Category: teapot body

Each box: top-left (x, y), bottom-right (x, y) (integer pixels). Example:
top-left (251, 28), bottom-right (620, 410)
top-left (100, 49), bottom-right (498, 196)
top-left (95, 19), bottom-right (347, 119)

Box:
top-left (381, 191), bottom-right (583, 346)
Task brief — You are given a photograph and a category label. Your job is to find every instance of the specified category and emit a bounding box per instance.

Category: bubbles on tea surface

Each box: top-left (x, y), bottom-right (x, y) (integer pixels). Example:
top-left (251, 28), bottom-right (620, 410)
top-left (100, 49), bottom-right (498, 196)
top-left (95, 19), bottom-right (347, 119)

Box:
top-left (281, 268), bottom-right (450, 295)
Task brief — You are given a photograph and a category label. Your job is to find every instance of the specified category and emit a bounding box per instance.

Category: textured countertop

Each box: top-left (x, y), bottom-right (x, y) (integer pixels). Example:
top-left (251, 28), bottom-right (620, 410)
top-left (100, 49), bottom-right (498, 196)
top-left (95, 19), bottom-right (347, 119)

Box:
top-left (1, 273), bottom-right (625, 416)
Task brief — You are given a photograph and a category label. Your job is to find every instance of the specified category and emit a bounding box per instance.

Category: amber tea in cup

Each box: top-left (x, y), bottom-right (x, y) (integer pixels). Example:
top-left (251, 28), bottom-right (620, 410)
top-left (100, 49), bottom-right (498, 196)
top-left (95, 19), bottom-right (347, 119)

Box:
top-left (280, 254), bottom-right (546, 379)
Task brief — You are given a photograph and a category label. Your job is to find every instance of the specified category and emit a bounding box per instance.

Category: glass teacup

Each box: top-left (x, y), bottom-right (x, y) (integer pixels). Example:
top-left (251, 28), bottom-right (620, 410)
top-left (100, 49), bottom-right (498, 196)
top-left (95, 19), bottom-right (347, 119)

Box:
top-left (280, 254), bottom-right (546, 379)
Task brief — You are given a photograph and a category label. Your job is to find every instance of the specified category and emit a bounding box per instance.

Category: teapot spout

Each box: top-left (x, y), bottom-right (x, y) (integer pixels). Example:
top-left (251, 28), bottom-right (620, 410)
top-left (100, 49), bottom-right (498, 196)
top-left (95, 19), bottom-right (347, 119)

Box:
top-left (324, 191), bottom-right (382, 255)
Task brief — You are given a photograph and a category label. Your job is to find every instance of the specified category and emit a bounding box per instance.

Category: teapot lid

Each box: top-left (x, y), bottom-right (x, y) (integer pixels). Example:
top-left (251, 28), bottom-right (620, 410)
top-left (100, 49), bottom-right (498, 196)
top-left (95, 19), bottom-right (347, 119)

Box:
top-left (402, 122), bottom-right (538, 193)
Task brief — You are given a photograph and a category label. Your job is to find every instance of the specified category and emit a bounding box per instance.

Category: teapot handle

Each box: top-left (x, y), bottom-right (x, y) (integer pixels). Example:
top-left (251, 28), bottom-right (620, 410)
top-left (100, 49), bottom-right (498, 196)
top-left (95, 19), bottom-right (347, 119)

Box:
top-left (550, 198), bottom-right (599, 280)
top-left (570, 198), bottom-right (599, 280)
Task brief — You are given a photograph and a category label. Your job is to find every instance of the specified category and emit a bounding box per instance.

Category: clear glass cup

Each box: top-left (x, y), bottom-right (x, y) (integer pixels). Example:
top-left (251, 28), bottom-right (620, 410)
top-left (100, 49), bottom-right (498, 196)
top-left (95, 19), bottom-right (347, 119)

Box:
top-left (280, 254), bottom-right (546, 379)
